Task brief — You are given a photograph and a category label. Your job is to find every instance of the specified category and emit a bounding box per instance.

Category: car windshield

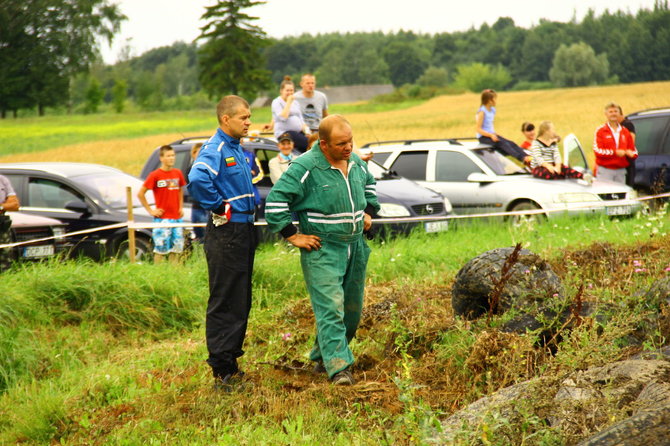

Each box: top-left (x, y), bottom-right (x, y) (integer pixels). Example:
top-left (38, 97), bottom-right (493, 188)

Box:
top-left (74, 172), bottom-right (154, 209)
top-left (472, 148), bottom-right (527, 175)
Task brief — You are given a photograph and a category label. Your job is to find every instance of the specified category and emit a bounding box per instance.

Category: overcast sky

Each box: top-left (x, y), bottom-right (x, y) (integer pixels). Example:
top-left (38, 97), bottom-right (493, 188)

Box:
top-left (100, 0), bottom-right (657, 64)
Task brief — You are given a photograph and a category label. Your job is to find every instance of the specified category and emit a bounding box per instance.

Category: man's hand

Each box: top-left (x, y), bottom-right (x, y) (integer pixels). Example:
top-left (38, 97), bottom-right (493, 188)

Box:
top-left (625, 150), bottom-right (637, 157)
top-left (363, 213), bottom-right (372, 232)
top-left (555, 164), bottom-right (562, 174)
top-left (616, 149), bottom-right (626, 157)
top-left (490, 133), bottom-right (500, 142)
top-left (286, 233), bottom-right (321, 251)
top-left (360, 152), bottom-right (374, 162)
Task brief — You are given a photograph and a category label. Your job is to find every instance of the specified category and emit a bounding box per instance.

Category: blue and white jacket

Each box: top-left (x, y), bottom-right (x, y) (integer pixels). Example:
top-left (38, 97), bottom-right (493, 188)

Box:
top-left (187, 128), bottom-right (256, 223)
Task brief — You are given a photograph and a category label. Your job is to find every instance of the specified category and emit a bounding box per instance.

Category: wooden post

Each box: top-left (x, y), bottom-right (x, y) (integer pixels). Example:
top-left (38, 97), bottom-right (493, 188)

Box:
top-left (126, 186), bottom-right (136, 264)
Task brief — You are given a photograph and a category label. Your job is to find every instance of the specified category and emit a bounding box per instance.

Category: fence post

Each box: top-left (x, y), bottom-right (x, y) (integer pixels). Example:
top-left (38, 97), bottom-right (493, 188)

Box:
top-left (126, 186), bottom-right (136, 264)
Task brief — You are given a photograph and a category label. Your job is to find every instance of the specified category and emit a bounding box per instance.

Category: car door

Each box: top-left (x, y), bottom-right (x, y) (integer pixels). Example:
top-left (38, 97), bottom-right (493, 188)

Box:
top-left (630, 115), bottom-right (670, 192)
top-left (23, 176), bottom-right (105, 258)
top-left (562, 133), bottom-right (591, 174)
top-left (426, 149), bottom-right (498, 215)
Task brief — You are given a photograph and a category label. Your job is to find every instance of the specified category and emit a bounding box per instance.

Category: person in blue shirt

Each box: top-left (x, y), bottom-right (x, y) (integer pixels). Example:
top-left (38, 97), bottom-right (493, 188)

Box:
top-left (475, 89), bottom-right (532, 166)
top-left (187, 95), bottom-right (257, 391)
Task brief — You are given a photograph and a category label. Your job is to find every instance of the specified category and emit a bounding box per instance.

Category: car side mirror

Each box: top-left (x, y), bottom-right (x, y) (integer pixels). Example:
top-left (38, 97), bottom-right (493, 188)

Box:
top-left (65, 200), bottom-right (91, 216)
top-left (467, 172), bottom-right (498, 183)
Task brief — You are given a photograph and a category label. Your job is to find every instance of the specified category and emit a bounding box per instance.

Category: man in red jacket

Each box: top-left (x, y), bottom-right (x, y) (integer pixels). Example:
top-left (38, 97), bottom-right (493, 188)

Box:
top-left (593, 102), bottom-right (638, 184)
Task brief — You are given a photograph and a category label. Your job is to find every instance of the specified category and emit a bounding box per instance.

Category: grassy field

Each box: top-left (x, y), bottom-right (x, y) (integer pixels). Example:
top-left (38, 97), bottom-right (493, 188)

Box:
top-left (1, 82), bottom-right (668, 175)
top-left (1, 83), bottom-right (670, 444)
top-left (1, 210), bottom-right (670, 444)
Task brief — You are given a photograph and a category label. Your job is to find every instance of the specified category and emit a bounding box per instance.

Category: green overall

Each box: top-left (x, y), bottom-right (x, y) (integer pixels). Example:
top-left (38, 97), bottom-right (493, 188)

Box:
top-left (265, 143), bottom-right (380, 378)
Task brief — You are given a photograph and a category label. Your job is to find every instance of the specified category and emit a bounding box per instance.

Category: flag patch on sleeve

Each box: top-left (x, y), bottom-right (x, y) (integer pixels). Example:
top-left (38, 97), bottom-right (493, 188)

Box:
top-left (225, 157), bottom-right (237, 166)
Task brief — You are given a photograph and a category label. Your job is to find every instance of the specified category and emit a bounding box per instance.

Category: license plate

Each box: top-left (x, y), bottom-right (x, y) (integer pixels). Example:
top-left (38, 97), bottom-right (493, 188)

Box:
top-left (606, 205), bottom-right (632, 216)
top-left (22, 245), bottom-right (55, 258)
top-left (425, 221), bottom-right (449, 233)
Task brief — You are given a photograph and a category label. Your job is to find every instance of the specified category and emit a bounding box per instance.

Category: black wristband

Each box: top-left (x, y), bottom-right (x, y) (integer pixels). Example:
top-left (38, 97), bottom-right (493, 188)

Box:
top-left (280, 224), bottom-right (298, 239)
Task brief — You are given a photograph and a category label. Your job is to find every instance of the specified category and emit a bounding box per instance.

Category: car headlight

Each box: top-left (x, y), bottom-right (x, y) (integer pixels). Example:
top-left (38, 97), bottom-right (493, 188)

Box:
top-left (377, 203), bottom-right (411, 217)
top-left (626, 189), bottom-right (638, 200)
top-left (52, 227), bottom-right (66, 240)
top-left (553, 192), bottom-right (600, 203)
top-left (443, 196), bottom-right (453, 213)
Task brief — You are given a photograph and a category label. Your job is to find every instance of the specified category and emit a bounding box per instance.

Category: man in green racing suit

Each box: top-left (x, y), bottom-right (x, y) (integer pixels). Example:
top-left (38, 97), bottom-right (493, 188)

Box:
top-left (265, 115), bottom-right (380, 385)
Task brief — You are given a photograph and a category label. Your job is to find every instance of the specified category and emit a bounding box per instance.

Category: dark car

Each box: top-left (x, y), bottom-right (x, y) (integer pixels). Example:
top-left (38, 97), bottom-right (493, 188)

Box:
top-left (141, 136), bottom-right (452, 236)
top-left (7, 211), bottom-right (68, 264)
top-left (0, 163), bottom-right (157, 260)
top-left (627, 107), bottom-right (670, 193)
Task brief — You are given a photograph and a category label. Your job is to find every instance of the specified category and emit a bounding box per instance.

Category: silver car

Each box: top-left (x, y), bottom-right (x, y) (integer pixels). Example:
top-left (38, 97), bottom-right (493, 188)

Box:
top-left (364, 134), bottom-right (641, 221)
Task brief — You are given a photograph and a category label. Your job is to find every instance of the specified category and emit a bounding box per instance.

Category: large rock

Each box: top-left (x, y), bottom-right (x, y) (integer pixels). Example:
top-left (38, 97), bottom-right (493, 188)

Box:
top-left (452, 247), bottom-right (563, 320)
top-left (429, 358), bottom-right (670, 445)
top-left (577, 406), bottom-right (670, 446)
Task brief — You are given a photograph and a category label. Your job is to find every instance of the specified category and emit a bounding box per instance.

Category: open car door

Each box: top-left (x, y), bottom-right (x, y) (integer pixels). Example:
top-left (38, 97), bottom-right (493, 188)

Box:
top-left (562, 133), bottom-right (592, 174)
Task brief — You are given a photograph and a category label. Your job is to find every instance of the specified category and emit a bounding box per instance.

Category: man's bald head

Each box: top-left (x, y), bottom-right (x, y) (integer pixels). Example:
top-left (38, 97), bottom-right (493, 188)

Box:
top-left (318, 114), bottom-right (351, 144)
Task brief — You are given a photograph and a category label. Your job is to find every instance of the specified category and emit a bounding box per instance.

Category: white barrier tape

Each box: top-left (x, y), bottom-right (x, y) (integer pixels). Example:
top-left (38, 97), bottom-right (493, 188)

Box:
top-left (2, 192), bottom-right (668, 250)
top-left (0, 222), bottom-right (128, 249)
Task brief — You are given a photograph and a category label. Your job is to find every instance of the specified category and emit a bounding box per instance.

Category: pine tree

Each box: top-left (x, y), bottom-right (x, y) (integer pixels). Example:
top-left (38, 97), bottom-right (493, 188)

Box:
top-left (197, 0), bottom-right (272, 100)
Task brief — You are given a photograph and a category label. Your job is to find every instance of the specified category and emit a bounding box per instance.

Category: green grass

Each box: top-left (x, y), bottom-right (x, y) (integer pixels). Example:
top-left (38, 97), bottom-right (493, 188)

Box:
top-left (1, 208), bottom-right (669, 444)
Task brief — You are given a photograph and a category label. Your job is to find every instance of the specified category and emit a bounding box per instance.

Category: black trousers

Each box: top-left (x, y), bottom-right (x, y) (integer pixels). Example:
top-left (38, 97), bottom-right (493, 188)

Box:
top-left (204, 219), bottom-right (257, 376)
top-left (479, 135), bottom-right (527, 162)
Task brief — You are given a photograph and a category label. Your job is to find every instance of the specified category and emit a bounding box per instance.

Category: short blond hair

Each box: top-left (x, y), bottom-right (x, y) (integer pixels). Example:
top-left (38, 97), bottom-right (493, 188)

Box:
top-left (216, 95), bottom-right (249, 125)
top-left (604, 101), bottom-right (620, 111)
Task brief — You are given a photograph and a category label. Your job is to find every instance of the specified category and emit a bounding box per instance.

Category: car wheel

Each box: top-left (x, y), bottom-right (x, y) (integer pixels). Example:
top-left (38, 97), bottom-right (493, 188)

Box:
top-left (508, 201), bottom-right (545, 227)
top-left (114, 235), bottom-right (152, 262)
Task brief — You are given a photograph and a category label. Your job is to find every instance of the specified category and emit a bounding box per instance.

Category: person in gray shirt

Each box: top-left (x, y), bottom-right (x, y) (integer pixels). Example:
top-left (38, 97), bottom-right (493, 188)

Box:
top-left (0, 174), bottom-right (20, 272)
top-left (294, 73), bottom-right (329, 133)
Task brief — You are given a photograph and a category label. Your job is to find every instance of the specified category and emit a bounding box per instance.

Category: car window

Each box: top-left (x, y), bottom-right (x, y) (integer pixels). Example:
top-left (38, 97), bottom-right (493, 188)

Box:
top-left (176, 149), bottom-right (191, 174)
top-left (28, 178), bottom-right (85, 208)
top-left (252, 148), bottom-right (276, 188)
top-left (473, 148), bottom-right (526, 175)
top-left (563, 134), bottom-right (589, 171)
top-left (390, 151), bottom-right (428, 181)
top-left (370, 152), bottom-right (391, 165)
top-left (633, 116), bottom-right (669, 155)
top-left (435, 151), bottom-right (483, 181)
top-left (75, 172), bottom-right (153, 209)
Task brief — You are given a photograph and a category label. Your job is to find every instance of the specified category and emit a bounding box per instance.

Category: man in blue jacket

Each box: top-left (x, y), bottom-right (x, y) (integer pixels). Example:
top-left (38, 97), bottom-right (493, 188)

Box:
top-left (188, 95), bottom-right (257, 390)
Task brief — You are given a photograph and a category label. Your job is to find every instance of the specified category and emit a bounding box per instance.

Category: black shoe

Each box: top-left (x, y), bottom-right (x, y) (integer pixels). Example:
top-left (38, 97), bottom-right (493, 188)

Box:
top-left (331, 369), bottom-right (355, 386)
top-left (213, 370), bottom-right (246, 392)
top-left (313, 361), bottom-right (327, 374)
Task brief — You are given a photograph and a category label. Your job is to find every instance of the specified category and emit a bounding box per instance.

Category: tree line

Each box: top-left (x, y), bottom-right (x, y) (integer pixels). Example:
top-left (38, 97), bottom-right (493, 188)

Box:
top-left (1, 0), bottom-right (669, 117)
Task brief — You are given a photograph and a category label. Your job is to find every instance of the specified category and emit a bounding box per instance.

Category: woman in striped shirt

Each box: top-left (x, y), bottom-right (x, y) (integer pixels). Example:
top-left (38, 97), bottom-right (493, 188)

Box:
top-left (530, 121), bottom-right (586, 181)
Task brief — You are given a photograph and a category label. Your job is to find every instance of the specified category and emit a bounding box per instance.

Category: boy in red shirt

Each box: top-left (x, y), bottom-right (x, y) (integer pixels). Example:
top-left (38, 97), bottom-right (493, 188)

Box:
top-left (138, 145), bottom-right (186, 263)
top-left (593, 102), bottom-right (638, 184)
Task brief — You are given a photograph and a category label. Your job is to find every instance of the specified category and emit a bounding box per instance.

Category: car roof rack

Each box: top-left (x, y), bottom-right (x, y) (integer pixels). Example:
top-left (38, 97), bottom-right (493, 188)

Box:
top-left (361, 137), bottom-right (479, 148)
top-left (169, 134), bottom-right (278, 146)
top-left (627, 107), bottom-right (670, 117)
top-left (241, 135), bottom-right (277, 145)
top-left (169, 136), bottom-right (210, 145)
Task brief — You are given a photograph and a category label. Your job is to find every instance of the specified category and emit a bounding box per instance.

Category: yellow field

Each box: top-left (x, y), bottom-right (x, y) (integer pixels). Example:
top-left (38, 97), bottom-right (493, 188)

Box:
top-left (2, 81), bottom-right (669, 175)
